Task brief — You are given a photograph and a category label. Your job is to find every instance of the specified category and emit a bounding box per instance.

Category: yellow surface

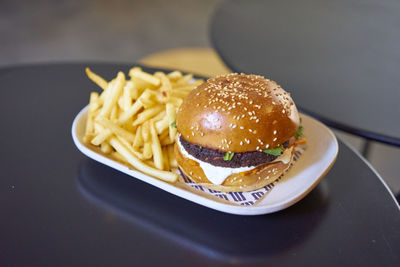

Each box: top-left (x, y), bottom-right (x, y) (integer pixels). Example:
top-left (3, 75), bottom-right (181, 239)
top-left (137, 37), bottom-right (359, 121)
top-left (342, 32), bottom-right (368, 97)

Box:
top-left (139, 47), bottom-right (231, 77)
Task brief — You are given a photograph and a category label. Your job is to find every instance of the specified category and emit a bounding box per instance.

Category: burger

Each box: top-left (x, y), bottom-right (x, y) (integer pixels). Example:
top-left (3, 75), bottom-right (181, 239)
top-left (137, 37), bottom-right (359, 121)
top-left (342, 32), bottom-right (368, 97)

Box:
top-left (174, 73), bottom-right (303, 192)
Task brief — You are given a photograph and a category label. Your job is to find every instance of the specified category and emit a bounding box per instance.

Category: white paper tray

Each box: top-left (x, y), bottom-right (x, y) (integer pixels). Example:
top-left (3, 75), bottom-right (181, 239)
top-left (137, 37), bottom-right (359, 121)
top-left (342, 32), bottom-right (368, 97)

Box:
top-left (72, 106), bottom-right (338, 215)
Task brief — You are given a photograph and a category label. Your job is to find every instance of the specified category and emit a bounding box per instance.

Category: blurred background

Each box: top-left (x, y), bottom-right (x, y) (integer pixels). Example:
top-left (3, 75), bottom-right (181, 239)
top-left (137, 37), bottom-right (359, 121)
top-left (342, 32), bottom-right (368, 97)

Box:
top-left (1, 0), bottom-right (399, 195)
top-left (0, 0), bottom-right (221, 65)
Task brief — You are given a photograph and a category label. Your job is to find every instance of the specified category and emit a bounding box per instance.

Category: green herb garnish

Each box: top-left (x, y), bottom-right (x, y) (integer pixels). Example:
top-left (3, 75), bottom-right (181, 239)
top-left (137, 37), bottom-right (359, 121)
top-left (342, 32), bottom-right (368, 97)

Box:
top-left (295, 125), bottom-right (303, 140)
top-left (223, 152), bottom-right (234, 161)
top-left (263, 146), bottom-right (284, 156)
top-left (199, 146), bottom-right (203, 149)
top-left (171, 121), bottom-right (176, 128)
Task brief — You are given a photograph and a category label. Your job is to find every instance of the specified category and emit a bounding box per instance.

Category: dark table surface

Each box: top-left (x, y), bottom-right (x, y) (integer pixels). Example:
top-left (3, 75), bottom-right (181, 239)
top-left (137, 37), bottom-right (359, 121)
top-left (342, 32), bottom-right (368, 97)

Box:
top-left (211, 0), bottom-right (400, 146)
top-left (1, 63), bottom-right (399, 266)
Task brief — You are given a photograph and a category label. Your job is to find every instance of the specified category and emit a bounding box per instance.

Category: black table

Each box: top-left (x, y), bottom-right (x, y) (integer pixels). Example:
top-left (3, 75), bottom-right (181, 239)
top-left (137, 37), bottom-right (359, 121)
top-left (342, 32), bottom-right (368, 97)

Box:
top-left (1, 63), bottom-right (399, 266)
top-left (210, 0), bottom-right (400, 147)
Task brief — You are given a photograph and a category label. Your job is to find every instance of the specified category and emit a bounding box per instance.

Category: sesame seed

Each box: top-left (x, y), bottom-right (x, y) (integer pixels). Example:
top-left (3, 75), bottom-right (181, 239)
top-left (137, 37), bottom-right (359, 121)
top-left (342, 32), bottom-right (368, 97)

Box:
top-left (273, 137), bottom-right (277, 141)
top-left (273, 130), bottom-right (277, 135)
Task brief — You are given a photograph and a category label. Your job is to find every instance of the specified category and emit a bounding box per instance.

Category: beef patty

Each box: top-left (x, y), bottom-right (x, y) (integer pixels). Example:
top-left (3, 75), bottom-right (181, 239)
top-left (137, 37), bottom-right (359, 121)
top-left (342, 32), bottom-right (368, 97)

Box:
top-left (179, 136), bottom-right (290, 168)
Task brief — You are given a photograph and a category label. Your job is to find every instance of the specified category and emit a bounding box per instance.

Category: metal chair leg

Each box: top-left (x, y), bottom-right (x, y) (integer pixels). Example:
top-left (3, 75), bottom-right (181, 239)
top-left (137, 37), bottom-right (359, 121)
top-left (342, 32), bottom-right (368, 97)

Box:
top-left (362, 139), bottom-right (372, 159)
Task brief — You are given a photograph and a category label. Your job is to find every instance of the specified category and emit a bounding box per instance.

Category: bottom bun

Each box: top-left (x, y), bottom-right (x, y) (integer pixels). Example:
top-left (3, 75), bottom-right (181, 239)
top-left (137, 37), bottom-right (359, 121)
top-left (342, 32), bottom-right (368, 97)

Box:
top-left (175, 143), bottom-right (294, 192)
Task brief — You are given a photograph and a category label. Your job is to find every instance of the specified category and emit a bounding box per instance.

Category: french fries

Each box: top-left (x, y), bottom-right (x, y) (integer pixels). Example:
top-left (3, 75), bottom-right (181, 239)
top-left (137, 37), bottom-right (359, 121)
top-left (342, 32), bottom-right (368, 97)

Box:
top-left (84, 67), bottom-right (203, 183)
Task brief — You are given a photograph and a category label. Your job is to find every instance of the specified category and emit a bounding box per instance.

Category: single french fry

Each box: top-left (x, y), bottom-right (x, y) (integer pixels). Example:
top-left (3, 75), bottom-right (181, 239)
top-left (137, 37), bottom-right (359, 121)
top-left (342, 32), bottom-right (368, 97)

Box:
top-left (177, 73), bottom-right (193, 85)
top-left (133, 125), bottom-right (144, 148)
top-left (167, 97), bottom-right (183, 107)
top-left (130, 81), bottom-right (140, 100)
top-left (91, 131), bottom-right (111, 146)
top-left (99, 80), bottom-right (112, 102)
top-left (168, 144), bottom-right (177, 168)
top-left (141, 121), bottom-right (151, 142)
top-left (100, 141), bottom-right (112, 154)
top-left (150, 121), bottom-right (163, 170)
top-left (122, 81), bottom-right (133, 111)
top-left (86, 68), bottom-right (108, 90)
top-left (84, 92), bottom-right (100, 142)
top-left (110, 105), bottom-right (118, 121)
top-left (155, 116), bottom-right (169, 134)
top-left (142, 141), bottom-right (153, 159)
top-left (132, 105), bottom-right (163, 126)
top-left (89, 92), bottom-right (101, 112)
top-left (112, 151), bottom-right (128, 163)
top-left (167, 70), bottom-right (182, 81)
top-left (129, 68), bottom-right (160, 86)
top-left (162, 146), bottom-right (170, 171)
top-left (97, 72), bottom-right (125, 119)
top-left (166, 103), bottom-right (177, 141)
top-left (152, 110), bottom-right (166, 122)
top-left (93, 121), bottom-right (103, 134)
top-left (118, 99), bottom-right (143, 124)
top-left (109, 137), bottom-right (178, 182)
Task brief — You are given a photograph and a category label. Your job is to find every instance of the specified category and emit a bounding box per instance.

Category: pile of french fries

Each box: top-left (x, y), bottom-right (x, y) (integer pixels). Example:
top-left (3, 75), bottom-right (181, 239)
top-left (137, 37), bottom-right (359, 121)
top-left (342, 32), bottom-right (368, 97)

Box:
top-left (84, 67), bottom-right (203, 182)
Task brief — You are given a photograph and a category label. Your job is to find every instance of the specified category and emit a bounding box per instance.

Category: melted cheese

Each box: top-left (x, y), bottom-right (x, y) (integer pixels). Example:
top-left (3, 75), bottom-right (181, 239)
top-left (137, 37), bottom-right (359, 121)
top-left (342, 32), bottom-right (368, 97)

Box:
top-left (177, 138), bottom-right (293, 185)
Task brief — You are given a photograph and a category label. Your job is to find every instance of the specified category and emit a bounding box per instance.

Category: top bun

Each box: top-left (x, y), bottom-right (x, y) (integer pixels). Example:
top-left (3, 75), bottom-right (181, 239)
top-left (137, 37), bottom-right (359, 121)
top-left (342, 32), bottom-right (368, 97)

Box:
top-left (176, 73), bottom-right (300, 153)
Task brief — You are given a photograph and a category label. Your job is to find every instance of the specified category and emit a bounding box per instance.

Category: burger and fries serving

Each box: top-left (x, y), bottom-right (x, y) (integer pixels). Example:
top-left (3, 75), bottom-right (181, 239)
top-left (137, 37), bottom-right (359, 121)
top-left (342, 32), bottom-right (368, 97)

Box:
top-left (83, 67), bottom-right (305, 193)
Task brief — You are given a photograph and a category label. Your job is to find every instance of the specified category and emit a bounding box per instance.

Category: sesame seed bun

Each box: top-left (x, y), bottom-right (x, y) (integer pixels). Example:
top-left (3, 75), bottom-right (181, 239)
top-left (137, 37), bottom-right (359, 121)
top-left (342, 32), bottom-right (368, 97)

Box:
top-left (175, 73), bottom-right (300, 192)
top-left (176, 73), bottom-right (300, 153)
